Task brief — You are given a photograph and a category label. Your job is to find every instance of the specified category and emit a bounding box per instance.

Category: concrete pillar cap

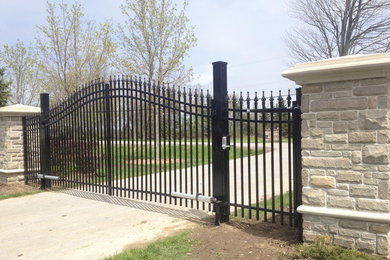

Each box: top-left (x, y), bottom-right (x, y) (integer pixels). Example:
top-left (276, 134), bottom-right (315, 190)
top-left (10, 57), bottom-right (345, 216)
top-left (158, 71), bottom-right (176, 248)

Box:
top-left (282, 53), bottom-right (390, 85)
top-left (0, 104), bottom-right (41, 117)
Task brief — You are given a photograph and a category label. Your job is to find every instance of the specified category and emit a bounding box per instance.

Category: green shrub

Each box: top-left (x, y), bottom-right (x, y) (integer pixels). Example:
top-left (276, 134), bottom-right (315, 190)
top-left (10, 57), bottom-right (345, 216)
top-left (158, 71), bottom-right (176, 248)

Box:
top-left (287, 236), bottom-right (377, 260)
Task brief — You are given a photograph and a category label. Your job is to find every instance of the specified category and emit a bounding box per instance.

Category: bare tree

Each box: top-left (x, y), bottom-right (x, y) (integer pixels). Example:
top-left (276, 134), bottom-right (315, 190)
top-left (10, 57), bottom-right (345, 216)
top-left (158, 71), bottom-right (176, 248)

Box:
top-left (0, 41), bottom-right (42, 105)
top-left (36, 1), bottom-right (116, 102)
top-left (286, 0), bottom-right (390, 63)
top-left (116, 0), bottom-right (197, 85)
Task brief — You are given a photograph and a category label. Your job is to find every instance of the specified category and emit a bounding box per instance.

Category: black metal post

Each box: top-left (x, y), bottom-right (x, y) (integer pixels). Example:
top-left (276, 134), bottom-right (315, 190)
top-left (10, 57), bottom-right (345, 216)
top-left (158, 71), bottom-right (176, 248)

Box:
top-left (293, 87), bottom-right (303, 242)
top-left (104, 83), bottom-right (112, 196)
top-left (40, 93), bottom-right (51, 189)
top-left (212, 61), bottom-right (230, 224)
top-left (22, 117), bottom-right (28, 185)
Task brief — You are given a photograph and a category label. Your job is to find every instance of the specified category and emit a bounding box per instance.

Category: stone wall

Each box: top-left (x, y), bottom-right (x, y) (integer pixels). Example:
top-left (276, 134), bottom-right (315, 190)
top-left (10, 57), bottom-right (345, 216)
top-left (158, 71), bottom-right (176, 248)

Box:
top-left (283, 53), bottom-right (390, 257)
top-left (0, 105), bottom-right (40, 184)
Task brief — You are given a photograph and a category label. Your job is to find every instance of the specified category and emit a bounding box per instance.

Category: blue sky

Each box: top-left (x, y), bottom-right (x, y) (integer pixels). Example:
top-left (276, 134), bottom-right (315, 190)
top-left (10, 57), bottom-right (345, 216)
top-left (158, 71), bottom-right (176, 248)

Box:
top-left (0, 0), bottom-right (299, 94)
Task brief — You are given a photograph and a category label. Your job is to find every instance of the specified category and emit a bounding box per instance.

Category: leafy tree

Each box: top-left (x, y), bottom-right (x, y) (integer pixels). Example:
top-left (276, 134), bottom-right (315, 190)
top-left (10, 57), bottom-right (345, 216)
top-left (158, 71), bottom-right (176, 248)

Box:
top-left (286, 0), bottom-right (390, 62)
top-left (117, 0), bottom-right (197, 85)
top-left (36, 1), bottom-right (116, 102)
top-left (1, 41), bottom-right (42, 105)
top-left (0, 68), bottom-right (11, 107)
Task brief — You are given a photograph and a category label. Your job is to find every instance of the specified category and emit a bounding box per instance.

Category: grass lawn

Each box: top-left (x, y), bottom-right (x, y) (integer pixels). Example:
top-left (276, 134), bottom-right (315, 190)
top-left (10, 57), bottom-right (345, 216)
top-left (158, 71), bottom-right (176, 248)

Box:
top-left (0, 190), bottom-right (42, 200)
top-left (234, 192), bottom-right (293, 219)
top-left (104, 231), bottom-right (197, 260)
top-left (0, 183), bottom-right (42, 201)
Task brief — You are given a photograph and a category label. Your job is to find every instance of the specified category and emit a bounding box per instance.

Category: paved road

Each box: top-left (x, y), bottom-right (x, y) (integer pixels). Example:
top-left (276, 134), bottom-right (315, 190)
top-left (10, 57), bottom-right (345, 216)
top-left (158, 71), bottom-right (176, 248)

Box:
top-left (0, 191), bottom-right (210, 260)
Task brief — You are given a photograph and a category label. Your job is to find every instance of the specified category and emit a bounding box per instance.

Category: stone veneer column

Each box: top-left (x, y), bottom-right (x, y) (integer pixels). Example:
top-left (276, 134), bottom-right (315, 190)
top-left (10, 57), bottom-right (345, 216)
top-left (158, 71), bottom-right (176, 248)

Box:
top-left (283, 53), bottom-right (390, 257)
top-left (0, 105), bottom-right (40, 184)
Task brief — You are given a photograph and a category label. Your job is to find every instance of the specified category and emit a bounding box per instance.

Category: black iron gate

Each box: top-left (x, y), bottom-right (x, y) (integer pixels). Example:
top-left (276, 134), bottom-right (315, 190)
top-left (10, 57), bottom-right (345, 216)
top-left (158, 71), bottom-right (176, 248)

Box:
top-left (23, 62), bottom-right (302, 234)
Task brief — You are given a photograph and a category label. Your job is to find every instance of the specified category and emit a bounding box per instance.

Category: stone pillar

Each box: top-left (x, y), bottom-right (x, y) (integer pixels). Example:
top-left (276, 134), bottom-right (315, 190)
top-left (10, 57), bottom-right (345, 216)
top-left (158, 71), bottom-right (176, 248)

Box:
top-left (0, 105), bottom-right (40, 184)
top-left (283, 53), bottom-right (390, 257)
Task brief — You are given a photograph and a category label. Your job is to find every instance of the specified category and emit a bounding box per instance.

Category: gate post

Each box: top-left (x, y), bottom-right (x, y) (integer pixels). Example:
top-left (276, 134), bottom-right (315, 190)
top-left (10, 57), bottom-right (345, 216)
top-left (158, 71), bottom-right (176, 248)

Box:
top-left (292, 88), bottom-right (303, 242)
top-left (40, 93), bottom-right (51, 189)
top-left (212, 61), bottom-right (230, 224)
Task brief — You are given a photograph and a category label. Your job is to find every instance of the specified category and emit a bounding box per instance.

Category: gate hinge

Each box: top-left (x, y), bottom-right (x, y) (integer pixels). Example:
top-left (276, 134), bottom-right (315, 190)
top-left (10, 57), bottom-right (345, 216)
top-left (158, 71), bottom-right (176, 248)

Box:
top-left (211, 109), bottom-right (216, 117)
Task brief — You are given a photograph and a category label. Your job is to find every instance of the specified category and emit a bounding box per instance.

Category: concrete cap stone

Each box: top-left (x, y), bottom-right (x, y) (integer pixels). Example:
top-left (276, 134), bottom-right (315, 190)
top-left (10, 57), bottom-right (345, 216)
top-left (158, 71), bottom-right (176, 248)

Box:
top-left (282, 53), bottom-right (390, 84)
top-left (0, 104), bottom-right (41, 117)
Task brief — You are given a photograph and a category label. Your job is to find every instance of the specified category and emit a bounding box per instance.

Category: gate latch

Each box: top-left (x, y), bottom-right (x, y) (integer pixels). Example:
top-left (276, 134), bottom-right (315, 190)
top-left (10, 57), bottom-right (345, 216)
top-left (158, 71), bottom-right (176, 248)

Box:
top-left (222, 136), bottom-right (230, 150)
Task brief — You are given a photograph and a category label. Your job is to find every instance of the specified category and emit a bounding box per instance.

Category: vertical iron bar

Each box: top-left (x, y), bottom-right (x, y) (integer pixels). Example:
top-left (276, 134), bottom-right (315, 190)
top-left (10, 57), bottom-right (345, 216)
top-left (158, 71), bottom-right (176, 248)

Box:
top-left (71, 93), bottom-right (77, 190)
top-left (153, 82), bottom-right (157, 202)
top-left (254, 93), bottom-right (259, 220)
top-left (278, 91), bottom-right (284, 224)
top-left (118, 77), bottom-right (123, 197)
top-left (39, 93), bottom-right (50, 189)
top-left (207, 90), bottom-right (211, 212)
top-left (167, 86), bottom-right (172, 204)
top-left (131, 78), bottom-right (135, 198)
top-left (126, 77), bottom-right (131, 198)
top-left (246, 92), bottom-right (251, 219)
top-left (92, 81), bottom-right (98, 193)
top-left (67, 97), bottom-right (72, 189)
top-left (201, 90), bottom-right (205, 210)
top-left (189, 89), bottom-right (193, 208)
top-left (163, 85), bottom-right (167, 203)
top-left (195, 90), bottom-right (199, 210)
top-left (60, 103), bottom-right (65, 188)
top-left (135, 79), bottom-right (140, 199)
top-left (148, 81), bottom-right (153, 200)
top-left (287, 90), bottom-right (293, 226)
top-left (270, 92), bottom-right (275, 223)
top-left (80, 87), bottom-right (86, 191)
top-left (262, 92), bottom-right (267, 221)
top-left (114, 78), bottom-right (119, 196)
top-left (143, 79), bottom-right (147, 200)
top-left (178, 88), bottom-right (182, 206)
top-left (183, 88), bottom-right (188, 207)
top-left (158, 84), bottom-right (162, 203)
top-left (77, 91), bottom-right (83, 190)
top-left (88, 84), bottom-right (94, 191)
top-left (173, 87), bottom-right (177, 205)
top-left (232, 92), bottom-right (237, 216)
top-left (104, 83), bottom-right (112, 196)
top-left (98, 80), bottom-right (104, 194)
top-left (239, 93), bottom-right (244, 217)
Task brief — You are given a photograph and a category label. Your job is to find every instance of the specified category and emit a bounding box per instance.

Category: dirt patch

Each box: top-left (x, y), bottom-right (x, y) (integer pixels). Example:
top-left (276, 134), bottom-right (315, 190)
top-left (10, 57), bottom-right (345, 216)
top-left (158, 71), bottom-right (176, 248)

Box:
top-left (190, 217), bottom-right (299, 260)
top-left (0, 183), bottom-right (39, 196)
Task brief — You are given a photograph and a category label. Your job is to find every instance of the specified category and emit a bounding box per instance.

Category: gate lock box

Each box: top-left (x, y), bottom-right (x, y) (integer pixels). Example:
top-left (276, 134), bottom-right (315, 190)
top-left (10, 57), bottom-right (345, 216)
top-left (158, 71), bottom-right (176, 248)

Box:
top-left (222, 136), bottom-right (230, 150)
